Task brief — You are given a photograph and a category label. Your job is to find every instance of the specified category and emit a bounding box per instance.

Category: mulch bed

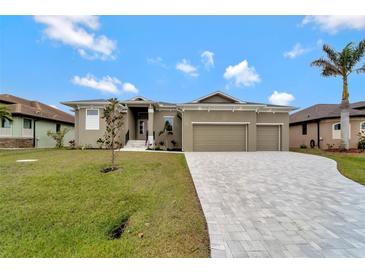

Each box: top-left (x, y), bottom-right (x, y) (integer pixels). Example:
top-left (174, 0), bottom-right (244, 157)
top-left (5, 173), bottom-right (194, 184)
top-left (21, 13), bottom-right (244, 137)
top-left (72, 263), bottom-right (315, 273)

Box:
top-left (325, 148), bottom-right (365, 153)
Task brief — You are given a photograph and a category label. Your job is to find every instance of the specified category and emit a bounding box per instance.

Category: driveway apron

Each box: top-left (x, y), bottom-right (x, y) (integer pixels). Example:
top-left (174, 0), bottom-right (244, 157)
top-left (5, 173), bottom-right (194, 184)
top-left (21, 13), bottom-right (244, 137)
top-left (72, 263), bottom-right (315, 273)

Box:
top-left (185, 152), bottom-right (365, 258)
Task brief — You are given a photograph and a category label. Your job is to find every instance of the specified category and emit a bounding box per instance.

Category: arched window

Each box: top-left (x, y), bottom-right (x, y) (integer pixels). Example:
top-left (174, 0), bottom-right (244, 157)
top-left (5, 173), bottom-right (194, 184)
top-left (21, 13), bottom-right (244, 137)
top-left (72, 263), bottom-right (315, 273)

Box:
top-left (332, 122), bottom-right (351, 139)
top-left (332, 122), bottom-right (341, 139)
top-left (361, 121), bottom-right (365, 131)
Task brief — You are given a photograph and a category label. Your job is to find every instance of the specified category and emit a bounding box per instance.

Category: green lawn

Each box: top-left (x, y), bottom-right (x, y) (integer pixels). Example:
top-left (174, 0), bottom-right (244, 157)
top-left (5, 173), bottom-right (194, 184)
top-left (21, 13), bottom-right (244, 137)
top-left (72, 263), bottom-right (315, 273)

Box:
top-left (0, 149), bottom-right (209, 257)
top-left (291, 148), bottom-right (365, 186)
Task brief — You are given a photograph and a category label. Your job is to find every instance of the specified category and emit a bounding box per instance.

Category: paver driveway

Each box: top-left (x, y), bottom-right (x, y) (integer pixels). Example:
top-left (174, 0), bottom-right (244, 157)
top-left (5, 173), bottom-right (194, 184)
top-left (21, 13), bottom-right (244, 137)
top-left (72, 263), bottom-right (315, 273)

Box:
top-left (185, 152), bottom-right (365, 258)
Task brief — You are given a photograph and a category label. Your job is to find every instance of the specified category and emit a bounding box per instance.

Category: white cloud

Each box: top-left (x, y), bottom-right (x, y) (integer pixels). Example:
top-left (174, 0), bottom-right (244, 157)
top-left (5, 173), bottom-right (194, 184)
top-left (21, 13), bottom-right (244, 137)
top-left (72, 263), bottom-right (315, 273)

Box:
top-left (176, 59), bottom-right (199, 77)
top-left (72, 74), bottom-right (138, 94)
top-left (302, 16), bottom-right (365, 34)
top-left (284, 43), bottom-right (311, 59)
top-left (201, 51), bottom-right (214, 70)
top-left (34, 16), bottom-right (116, 60)
top-left (72, 75), bottom-right (121, 94)
top-left (147, 57), bottom-right (168, 68)
top-left (122, 82), bottom-right (139, 93)
top-left (223, 60), bottom-right (260, 87)
top-left (268, 91), bottom-right (295, 106)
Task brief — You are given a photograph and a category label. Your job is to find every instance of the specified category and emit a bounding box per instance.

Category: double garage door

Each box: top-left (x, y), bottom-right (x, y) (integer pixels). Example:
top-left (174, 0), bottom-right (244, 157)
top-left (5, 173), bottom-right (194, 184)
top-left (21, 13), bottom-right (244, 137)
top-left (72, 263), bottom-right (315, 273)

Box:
top-left (193, 124), bottom-right (280, 151)
top-left (193, 124), bottom-right (247, 151)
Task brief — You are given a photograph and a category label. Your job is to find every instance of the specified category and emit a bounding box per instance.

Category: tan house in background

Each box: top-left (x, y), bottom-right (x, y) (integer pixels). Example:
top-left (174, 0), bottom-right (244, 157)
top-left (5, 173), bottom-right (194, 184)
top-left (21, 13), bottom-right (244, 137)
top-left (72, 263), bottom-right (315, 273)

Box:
top-left (62, 91), bottom-right (294, 152)
top-left (289, 102), bottom-right (365, 149)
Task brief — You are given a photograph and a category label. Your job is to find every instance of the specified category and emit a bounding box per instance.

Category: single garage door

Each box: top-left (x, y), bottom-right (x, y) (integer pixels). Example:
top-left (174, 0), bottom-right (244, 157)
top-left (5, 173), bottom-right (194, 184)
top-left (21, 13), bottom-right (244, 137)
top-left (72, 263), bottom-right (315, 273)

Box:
top-left (256, 125), bottom-right (280, 151)
top-left (193, 124), bottom-right (247, 151)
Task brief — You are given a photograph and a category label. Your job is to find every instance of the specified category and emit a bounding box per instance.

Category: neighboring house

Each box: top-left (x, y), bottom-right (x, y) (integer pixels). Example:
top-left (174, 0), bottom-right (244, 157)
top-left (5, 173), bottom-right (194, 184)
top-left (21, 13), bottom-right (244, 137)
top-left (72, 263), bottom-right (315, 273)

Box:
top-left (290, 101), bottom-right (365, 149)
top-left (0, 94), bottom-right (75, 148)
top-left (62, 91), bottom-right (294, 152)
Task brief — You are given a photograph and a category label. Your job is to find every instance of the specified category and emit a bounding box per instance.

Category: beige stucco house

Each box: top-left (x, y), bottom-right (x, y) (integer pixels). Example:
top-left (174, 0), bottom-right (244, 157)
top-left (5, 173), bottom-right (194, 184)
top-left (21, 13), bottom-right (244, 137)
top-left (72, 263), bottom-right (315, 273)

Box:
top-left (290, 101), bottom-right (365, 149)
top-left (62, 91), bottom-right (294, 152)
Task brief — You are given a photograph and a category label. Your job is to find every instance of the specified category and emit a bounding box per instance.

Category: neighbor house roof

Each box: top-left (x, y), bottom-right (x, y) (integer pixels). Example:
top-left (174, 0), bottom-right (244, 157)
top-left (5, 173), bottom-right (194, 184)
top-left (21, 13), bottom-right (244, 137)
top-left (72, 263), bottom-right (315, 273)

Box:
top-left (0, 94), bottom-right (74, 124)
top-left (290, 101), bottom-right (365, 124)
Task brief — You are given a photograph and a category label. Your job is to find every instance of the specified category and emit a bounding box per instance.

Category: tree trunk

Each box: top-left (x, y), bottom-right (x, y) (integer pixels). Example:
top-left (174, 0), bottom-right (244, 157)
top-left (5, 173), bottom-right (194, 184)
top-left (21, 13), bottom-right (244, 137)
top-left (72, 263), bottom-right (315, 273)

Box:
top-left (340, 76), bottom-right (350, 150)
top-left (111, 116), bottom-right (115, 168)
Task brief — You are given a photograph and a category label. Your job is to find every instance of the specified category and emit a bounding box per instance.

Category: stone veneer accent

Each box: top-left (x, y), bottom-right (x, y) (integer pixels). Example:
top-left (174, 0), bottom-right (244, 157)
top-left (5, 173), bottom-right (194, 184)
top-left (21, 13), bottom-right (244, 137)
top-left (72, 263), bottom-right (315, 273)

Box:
top-left (0, 138), bottom-right (34, 148)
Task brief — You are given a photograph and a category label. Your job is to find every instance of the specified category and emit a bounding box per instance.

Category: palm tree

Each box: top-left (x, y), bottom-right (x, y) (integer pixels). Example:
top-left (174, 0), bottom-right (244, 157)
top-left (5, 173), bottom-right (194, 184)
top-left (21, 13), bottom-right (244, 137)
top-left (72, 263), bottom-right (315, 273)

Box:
top-left (0, 104), bottom-right (13, 122)
top-left (311, 40), bottom-right (365, 150)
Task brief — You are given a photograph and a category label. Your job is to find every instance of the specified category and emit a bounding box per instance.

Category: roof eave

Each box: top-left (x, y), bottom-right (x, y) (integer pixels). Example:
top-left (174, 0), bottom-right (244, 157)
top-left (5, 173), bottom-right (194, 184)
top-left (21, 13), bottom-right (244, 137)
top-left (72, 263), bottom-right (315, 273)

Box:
top-left (180, 103), bottom-right (295, 112)
top-left (290, 113), bottom-right (365, 125)
top-left (61, 101), bottom-right (109, 107)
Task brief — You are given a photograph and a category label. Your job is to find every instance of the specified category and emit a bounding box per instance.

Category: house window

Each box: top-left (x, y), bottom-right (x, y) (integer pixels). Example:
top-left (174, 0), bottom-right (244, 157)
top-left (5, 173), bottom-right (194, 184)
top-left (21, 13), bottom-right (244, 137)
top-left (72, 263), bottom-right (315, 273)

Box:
top-left (56, 123), bottom-right (61, 132)
top-left (1, 118), bottom-right (11, 128)
top-left (361, 121), bottom-right (365, 131)
top-left (23, 118), bottom-right (32, 129)
top-left (302, 123), bottom-right (307, 135)
top-left (163, 116), bottom-right (174, 131)
top-left (86, 109), bottom-right (99, 130)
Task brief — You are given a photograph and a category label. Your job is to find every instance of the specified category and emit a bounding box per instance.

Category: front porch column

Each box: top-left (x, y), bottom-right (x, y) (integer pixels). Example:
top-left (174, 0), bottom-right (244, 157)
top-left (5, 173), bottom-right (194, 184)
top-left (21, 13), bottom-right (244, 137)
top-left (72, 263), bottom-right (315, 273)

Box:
top-left (148, 105), bottom-right (154, 146)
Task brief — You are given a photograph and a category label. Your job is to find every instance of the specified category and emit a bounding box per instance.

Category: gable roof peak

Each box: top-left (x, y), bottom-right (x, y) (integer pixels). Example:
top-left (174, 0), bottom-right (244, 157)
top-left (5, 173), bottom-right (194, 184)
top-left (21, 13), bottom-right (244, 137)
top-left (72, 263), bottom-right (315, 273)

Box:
top-left (191, 91), bottom-right (245, 104)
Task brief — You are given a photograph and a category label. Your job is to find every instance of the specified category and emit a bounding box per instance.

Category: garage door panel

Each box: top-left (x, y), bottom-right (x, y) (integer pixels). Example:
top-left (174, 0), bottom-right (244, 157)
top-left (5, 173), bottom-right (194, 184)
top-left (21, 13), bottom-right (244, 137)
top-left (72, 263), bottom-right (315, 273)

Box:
top-left (256, 125), bottom-right (280, 151)
top-left (193, 124), bottom-right (246, 152)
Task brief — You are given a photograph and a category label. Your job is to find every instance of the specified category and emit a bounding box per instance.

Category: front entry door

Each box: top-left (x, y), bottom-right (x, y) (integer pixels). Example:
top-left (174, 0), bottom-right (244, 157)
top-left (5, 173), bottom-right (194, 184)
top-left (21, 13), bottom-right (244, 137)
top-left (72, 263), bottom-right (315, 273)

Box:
top-left (137, 119), bottom-right (147, 140)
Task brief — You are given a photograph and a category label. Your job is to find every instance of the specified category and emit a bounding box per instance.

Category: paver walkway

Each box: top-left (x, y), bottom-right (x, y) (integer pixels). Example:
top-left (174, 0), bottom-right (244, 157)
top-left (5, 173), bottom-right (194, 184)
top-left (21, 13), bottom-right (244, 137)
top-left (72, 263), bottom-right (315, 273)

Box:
top-left (185, 152), bottom-right (365, 258)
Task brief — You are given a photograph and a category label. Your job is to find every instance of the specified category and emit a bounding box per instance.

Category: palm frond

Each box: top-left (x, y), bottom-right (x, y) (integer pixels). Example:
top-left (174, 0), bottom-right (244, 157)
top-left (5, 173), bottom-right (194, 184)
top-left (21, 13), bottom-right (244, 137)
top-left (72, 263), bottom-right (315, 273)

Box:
top-left (311, 58), bottom-right (342, 76)
top-left (0, 105), bottom-right (13, 121)
top-left (356, 64), bottom-right (365, 74)
top-left (322, 44), bottom-right (340, 66)
top-left (350, 39), bottom-right (365, 68)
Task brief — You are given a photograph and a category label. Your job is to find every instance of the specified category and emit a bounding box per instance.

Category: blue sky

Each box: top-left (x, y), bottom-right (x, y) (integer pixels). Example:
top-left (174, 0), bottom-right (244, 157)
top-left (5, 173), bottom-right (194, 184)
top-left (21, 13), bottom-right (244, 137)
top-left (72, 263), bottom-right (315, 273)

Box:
top-left (0, 16), bottom-right (364, 113)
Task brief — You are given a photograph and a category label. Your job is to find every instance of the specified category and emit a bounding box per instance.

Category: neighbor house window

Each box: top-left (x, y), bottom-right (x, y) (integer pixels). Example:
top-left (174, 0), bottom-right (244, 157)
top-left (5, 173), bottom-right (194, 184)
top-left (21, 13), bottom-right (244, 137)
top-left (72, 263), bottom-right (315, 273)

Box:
top-left (56, 123), bottom-right (61, 132)
top-left (0, 118), bottom-right (12, 136)
top-left (1, 118), bottom-right (11, 128)
top-left (85, 109), bottom-right (99, 130)
top-left (23, 118), bottom-right (32, 129)
top-left (332, 123), bottom-right (341, 139)
top-left (361, 121), bottom-right (365, 131)
top-left (302, 123), bottom-right (307, 135)
top-left (163, 116), bottom-right (174, 131)
top-left (332, 122), bottom-right (351, 139)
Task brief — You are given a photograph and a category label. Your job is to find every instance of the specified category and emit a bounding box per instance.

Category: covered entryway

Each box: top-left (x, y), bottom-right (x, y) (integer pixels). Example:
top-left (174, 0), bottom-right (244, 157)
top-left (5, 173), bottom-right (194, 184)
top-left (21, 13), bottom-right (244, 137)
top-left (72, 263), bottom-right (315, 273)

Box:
top-left (256, 124), bottom-right (281, 151)
top-left (192, 123), bottom-right (247, 152)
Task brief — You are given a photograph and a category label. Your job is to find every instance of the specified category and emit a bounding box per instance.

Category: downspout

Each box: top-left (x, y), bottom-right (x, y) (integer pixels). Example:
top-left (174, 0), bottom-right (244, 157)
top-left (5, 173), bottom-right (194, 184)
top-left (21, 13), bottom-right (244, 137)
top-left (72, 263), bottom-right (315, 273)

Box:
top-left (316, 120), bottom-right (320, 149)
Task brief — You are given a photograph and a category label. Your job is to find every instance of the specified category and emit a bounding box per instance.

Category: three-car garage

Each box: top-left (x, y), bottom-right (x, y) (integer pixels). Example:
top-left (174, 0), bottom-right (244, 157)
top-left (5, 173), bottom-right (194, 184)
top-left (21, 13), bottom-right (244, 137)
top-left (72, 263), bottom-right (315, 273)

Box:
top-left (180, 91), bottom-right (292, 152)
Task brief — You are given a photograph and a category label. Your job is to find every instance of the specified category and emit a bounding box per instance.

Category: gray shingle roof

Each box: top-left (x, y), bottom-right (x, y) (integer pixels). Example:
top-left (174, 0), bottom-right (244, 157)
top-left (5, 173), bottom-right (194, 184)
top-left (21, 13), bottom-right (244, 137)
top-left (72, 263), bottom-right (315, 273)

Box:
top-left (290, 102), bottom-right (365, 124)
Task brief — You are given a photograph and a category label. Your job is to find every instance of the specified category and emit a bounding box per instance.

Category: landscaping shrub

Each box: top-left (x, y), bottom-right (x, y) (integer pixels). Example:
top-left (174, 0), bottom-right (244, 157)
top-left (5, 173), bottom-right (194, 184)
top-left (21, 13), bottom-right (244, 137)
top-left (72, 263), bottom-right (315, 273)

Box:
top-left (47, 128), bottom-right (70, 148)
top-left (358, 129), bottom-right (365, 150)
top-left (69, 139), bottom-right (76, 149)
